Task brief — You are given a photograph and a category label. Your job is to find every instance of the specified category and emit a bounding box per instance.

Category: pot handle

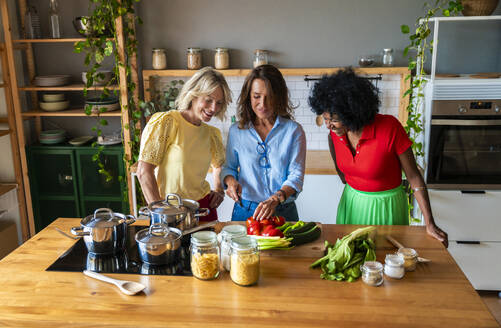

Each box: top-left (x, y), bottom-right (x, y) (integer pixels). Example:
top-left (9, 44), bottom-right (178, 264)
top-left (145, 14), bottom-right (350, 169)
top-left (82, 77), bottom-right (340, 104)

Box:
top-left (194, 208), bottom-right (210, 217)
top-left (149, 223), bottom-right (169, 236)
top-left (165, 193), bottom-right (183, 207)
top-left (124, 214), bottom-right (136, 225)
top-left (138, 206), bottom-right (150, 217)
top-left (93, 208), bottom-right (114, 220)
top-left (71, 226), bottom-right (90, 236)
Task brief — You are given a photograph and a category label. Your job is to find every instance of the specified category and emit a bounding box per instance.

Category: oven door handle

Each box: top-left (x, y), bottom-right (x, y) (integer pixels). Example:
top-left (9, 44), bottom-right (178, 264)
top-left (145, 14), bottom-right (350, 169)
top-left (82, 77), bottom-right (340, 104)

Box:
top-left (431, 119), bottom-right (501, 126)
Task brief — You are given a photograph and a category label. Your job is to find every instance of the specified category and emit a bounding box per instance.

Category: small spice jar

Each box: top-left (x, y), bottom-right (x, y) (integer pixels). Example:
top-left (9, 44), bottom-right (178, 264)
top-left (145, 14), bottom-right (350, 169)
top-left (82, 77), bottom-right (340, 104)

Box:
top-left (219, 224), bottom-right (246, 271)
top-left (253, 49), bottom-right (269, 68)
top-left (190, 231), bottom-right (219, 280)
top-left (187, 47), bottom-right (202, 70)
top-left (384, 254), bottom-right (405, 279)
top-left (361, 261), bottom-right (384, 286)
top-left (152, 48), bottom-right (167, 70)
top-left (230, 236), bottom-right (260, 286)
top-left (382, 48), bottom-right (394, 66)
top-left (398, 247), bottom-right (418, 271)
top-left (214, 47), bottom-right (229, 70)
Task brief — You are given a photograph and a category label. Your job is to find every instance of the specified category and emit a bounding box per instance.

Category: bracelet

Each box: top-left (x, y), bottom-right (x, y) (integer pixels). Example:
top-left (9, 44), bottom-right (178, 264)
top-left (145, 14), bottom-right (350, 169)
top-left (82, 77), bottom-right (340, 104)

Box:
top-left (413, 186), bottom-right (427, 192)
top-left (276, 189), bottom-right (286, 204)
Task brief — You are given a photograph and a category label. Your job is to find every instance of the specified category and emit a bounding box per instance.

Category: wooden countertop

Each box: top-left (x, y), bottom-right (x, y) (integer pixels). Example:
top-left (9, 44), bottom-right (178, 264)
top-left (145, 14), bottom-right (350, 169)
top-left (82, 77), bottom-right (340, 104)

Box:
top-left (0, 218), bottom-right (496, 327)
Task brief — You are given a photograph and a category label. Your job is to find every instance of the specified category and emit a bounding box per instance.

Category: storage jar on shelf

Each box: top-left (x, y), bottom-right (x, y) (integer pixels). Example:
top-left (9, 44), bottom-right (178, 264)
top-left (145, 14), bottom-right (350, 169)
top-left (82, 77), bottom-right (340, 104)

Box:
top-left (253, 49), bottom-right (269, 68)
top-left (187, 47), bottom-right (202, 70)
top-left (152, 48), bottom-right (167, 70)
top-left (214, 48), bottom-right (229, 70)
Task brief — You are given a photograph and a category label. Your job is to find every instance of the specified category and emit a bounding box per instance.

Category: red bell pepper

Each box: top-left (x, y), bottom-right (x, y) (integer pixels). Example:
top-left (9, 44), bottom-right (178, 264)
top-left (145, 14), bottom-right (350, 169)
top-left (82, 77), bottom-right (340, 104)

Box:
top-left (247, 221), bottom-right (261, 236)
top-left (272, 216), bottom-right (285, 227)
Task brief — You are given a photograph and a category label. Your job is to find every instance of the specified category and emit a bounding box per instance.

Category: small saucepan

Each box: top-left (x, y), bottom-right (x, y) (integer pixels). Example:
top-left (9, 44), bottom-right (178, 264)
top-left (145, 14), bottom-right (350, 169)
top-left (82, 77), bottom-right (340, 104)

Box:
top-left (71, 208), bottom-right (136, 255)
top-left (135, 221), bottom-right (218, 266)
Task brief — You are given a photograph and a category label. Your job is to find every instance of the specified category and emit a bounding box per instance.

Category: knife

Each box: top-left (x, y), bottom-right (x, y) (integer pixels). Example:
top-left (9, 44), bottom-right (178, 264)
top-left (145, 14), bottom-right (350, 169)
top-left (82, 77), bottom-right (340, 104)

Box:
top-left (237, 195), bottom-right (243, 208)
top-left (386, 235), bottom-right (431, 263)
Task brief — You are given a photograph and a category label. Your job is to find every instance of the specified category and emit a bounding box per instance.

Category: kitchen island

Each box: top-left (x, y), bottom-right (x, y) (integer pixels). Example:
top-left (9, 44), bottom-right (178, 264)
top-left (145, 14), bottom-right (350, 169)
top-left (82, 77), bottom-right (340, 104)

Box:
top-left (0, 218), bottom-right (497, 327)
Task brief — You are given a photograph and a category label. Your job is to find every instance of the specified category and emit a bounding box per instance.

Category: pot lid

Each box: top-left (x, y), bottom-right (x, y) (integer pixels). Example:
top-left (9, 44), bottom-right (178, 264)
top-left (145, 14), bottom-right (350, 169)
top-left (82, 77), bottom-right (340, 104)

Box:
top-left (81, 208), bottom-right (125, 228)
top-left (136, 223), bottom-right (182, 245)
top-left (148, 193), bottom-right (189, 216)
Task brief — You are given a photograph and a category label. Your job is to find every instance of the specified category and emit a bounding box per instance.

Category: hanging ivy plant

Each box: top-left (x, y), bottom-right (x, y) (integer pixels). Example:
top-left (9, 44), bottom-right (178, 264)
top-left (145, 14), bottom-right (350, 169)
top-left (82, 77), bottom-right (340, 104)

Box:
top-left (400, 0), bottom-right (463, 221)
top-left (74, 0), bottom-right (143, 204)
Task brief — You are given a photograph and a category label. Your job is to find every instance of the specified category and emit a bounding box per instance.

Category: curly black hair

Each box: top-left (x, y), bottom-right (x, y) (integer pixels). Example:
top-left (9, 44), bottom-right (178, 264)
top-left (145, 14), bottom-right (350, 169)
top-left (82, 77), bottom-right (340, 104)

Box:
top-left (308, 67), bottom-right (380, 132)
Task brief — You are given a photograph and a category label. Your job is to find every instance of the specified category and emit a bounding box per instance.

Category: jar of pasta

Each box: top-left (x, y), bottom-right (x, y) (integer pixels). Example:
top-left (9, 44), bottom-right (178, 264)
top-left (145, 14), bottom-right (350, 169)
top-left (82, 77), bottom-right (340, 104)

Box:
top-left (253, 49), bottom-right (268, 68)
top-left (190, 231), bottom-right (219, 280)
top-left (186, 47), bottom-right (202, 70)
top-left (230, 236), bottom-right (260, 286)
top-left (219, 224), bottom-right (246, 271)
top-left (214, 47), bottom-right (229, 69)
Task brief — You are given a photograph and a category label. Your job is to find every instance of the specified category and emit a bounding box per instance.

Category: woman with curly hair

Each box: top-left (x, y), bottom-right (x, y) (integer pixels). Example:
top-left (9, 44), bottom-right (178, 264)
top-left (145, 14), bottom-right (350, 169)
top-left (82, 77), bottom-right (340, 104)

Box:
top-left (222, 65), bottom-right (306, 221)
top-left (308, 68), bottom-right (448, 246)
top-left (137, 67), bottom-right (232, 222)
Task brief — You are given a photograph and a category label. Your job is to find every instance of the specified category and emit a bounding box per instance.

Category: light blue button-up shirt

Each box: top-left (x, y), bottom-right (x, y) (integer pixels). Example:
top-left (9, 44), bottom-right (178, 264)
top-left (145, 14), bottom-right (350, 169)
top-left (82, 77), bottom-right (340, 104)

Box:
top-left (221, 116), bottom-right (306, 203)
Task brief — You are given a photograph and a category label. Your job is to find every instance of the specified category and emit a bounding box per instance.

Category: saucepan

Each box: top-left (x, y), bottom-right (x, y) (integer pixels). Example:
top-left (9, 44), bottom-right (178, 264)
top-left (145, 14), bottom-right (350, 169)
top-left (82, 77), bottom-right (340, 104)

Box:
top-left (139, 193), bottom-right (210, 231)
top-left (71, 208), bottom-right (136, 255)
top-left (135, 221), bottom-right (218, 266)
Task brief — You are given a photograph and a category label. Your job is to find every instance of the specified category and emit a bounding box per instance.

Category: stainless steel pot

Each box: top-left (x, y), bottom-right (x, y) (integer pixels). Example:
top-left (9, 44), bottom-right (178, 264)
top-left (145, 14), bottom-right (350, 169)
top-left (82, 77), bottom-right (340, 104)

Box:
top-left (71, 208), bottom-right (136, 255)
top-left (139, 193), bottom-right (209, 231)
top-left (135, 223), bottom-right (182, 265)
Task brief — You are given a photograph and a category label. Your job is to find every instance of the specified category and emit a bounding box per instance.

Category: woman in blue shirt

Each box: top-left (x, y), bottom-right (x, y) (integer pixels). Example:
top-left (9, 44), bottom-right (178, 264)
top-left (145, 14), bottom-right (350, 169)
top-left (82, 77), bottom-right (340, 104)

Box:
top-left (221, 65), bottom-right (306, 221)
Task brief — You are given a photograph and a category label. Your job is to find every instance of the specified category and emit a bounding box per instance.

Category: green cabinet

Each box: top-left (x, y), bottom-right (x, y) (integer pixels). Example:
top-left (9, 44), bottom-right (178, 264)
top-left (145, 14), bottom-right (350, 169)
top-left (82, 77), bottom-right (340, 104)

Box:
top-left (27, 144), bottom-right (128, 232)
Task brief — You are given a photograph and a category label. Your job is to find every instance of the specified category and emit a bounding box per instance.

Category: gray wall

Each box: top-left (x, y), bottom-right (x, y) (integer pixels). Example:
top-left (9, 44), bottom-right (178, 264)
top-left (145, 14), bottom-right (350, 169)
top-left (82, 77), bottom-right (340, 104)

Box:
top-left (136, 0), bottom-right (501, 71)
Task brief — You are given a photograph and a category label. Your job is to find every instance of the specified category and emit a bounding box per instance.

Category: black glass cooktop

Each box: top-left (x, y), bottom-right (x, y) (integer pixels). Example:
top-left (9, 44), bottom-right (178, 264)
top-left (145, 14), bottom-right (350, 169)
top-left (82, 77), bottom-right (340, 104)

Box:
top-left (47, 225), bottom-right (193, 276)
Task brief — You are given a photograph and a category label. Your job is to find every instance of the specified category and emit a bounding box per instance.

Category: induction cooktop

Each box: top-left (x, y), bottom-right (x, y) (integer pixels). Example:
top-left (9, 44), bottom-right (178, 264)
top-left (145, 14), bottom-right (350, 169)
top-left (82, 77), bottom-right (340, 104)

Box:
top-left (47, 225), bottom-right (193, 276)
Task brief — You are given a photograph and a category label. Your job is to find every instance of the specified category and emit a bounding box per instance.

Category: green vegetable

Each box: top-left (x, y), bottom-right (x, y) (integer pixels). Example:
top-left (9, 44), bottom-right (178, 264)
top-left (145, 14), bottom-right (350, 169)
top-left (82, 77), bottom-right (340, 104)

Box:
top-left (288, 225), bottom-right (321, 246)
top-left (276, 222), bottom-right (293, 232)
top-left (310, 226), bottom-right (376, 282)
top-left (283, 221), bottom-right (305, 234)
top-left (284, 222), bottom-right (316, 236)
top-left (253, 237), bottom-right (293, 250)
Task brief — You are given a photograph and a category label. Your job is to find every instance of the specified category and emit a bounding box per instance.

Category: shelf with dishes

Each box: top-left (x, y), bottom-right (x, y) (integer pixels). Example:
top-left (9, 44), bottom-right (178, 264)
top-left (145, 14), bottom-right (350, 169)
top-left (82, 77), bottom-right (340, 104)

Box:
top-left (0, 184), bottom-right (16, 198)
top-left (12, 38), bottom-right (114, 44)
top-left (19, 84), bottom-right (119, 91)
top-left (0, 129), bottom-right (11, 137)
top-left (21, 108), bottom-right (122, 117)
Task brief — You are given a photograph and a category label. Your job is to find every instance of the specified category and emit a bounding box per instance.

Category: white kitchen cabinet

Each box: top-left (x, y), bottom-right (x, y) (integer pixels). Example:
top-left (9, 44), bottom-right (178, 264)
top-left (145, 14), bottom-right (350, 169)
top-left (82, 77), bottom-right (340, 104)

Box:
top-left (429, 189), bottom-right (501, 290)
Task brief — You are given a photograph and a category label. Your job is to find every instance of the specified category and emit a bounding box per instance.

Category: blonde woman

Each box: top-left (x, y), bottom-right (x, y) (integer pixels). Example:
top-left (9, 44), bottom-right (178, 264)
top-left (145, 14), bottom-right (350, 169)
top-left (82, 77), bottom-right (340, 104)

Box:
top-left (137, 67), bottom-right (232, 221)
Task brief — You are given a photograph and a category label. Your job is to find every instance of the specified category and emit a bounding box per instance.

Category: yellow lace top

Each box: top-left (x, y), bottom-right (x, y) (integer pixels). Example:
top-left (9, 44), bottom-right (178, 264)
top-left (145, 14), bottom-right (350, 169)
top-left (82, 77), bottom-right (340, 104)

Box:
top-left (139, 110), bottom-right (225, 201)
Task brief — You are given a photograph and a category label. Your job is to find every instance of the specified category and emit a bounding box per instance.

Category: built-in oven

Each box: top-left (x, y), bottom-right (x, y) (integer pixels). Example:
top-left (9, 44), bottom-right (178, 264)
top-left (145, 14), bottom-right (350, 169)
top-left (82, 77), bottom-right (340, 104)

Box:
top-left (427, 99), bottom-right (501, 189)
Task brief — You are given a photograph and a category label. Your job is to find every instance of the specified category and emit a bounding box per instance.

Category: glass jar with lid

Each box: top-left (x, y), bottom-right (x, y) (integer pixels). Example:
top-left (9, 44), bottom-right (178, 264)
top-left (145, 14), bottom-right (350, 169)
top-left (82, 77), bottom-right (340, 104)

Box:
top-left (382, 48), bottom-right (394, 66)
top-left (384, 254), bottom-right (405, 279)
top-left (187, 47), bottom-right (202, 70)
top-left (230, 236), bottom-right (260, 286)
top-left (253, 49), bottom-right (269, 68)
top-left (152, 48), bottom-right (167, 70)
top-left (397, 247), bottom-right (418, 271)
top-left (219, 224), bottom-right (246, 271)
top-left (190, 231), bottom-right (219, 280)
top-left (361, 261), bottom-right (383, 286)
top-left (214, 47), bottom-right (230, 70)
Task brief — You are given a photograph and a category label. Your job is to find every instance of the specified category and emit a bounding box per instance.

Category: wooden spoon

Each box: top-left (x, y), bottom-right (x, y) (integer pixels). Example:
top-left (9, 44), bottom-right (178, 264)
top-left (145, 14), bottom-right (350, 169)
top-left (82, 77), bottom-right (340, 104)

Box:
top-left (83, 270), bottom-right (146, 295)
top-left (385, 235), bottom-right (431, 263)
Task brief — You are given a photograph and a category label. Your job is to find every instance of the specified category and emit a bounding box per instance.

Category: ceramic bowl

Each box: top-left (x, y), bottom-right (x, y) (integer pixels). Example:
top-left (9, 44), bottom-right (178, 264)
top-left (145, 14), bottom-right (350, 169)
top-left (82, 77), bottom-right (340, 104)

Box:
top-left (43, 93), bottom-right (65, 102)
top-left (40, 100), bottom-right (70, 112)
top-left (358, 56), bottom-right (375, 67)
top-left (82, 71), bottom-right (114, 86)
top-left (85, 97), bottom-right (120, 114)
top-left (34, 75), bottom-right (71, 87)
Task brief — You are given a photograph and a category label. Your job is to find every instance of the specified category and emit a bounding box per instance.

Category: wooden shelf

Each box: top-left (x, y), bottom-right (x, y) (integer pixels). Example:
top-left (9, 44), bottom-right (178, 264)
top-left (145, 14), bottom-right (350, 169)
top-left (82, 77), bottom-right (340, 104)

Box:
top-left (12, 38), bottom-right (114, 43)
top-left (21, 108), bottom-right (122, 117)
top-left (19, 84), bottom-right (120, 91)
top-left (143, 67), bottom-right (410, 78)
top-left (0, 184), bottom-right (16, 197)
top-left (0, 129), bottom-right (10, 137)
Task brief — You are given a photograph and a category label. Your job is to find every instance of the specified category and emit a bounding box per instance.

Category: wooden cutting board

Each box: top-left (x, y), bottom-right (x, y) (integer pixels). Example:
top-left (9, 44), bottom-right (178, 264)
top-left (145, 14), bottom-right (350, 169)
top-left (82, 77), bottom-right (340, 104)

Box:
top-left (215, 222), bottom-right (326, 259)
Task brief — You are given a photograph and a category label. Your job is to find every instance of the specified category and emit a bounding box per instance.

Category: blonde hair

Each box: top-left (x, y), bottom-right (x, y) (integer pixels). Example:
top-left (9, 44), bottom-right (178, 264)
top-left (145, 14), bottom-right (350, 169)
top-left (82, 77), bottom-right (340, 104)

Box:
top-left (175, 67), bottom-right (232, 120)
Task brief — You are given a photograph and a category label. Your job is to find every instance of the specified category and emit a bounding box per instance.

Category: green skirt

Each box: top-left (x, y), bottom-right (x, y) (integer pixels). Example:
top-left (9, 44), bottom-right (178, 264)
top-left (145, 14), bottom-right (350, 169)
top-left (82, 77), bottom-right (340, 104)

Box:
top-left (337, 184), bottom-right (409, 226)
